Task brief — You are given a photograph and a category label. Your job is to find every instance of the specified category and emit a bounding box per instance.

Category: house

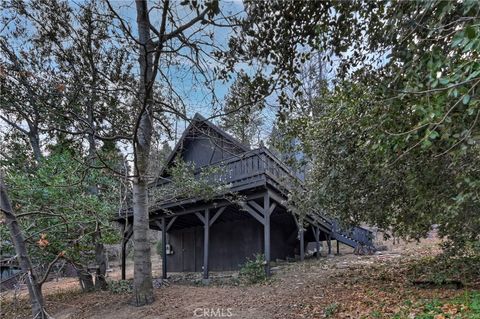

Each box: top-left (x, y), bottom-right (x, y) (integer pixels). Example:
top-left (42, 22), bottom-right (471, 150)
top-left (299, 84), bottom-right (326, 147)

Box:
top-left (118, 113), bottom-right (373, 280)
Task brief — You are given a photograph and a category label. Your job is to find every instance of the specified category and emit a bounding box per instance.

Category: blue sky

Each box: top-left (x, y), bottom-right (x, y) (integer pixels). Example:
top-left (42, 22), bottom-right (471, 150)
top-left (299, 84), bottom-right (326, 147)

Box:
top-left (107, 0), bottom-right (282, 145)
top-left (110, 1), bottom-right (246, 116)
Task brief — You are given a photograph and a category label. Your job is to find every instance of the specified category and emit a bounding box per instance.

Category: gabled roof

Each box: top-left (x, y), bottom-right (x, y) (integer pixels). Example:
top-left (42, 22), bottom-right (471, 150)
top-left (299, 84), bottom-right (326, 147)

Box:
top-left (159, 113), bottom-right (250, 177)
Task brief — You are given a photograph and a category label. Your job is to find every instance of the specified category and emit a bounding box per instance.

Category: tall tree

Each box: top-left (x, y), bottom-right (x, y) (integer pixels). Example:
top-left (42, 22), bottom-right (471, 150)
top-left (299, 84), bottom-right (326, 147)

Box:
top-left (106, 0), bottom-right (242, 305)
top-left (233, 0), bottom-right (480, 251)
top-left (220, 72), bottom-right (266, 147)
top-left (0, 173), bottom-right (48, 318)
top-left (1, 0), bottom-right (132, 291)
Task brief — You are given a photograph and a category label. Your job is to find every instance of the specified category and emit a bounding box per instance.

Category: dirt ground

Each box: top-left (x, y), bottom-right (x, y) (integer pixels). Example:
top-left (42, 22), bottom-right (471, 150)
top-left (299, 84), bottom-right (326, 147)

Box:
top-left (0, 237), bottom-right (474, 319)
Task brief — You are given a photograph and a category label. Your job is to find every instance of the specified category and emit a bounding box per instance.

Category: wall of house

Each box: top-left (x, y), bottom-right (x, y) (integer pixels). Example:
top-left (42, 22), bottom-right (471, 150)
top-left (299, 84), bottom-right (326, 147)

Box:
top-left (180, 126), bottom-right (245, 168)
top-left (165, 217), bottom-right (298, 272)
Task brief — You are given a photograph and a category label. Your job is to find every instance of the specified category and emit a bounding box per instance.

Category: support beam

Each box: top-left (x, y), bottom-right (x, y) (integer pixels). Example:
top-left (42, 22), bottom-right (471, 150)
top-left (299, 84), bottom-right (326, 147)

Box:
top-left (248, 200), bottom-right (264, 215)
top-left (263, 194), bottom-right (271, 276)
top-left (203, 209), bottom-right (210, 280)
top-left (162, 217), bottom-right (167, 279)
top-left (166, 216), bottom-right (177, 231)
top-left (299, 227), bottom-right (305, 262)
top-left (239, 202), bottom-right (265, 224)
top-left (267, 189), bottom-right (284, 205)
top-left (209, 206), bottom-right (226, 227)
top-left (336, 239), bottom-right (340, 255)
top-left (195, 212), bottom-right (205, 224)
top-left (152, 193), bottom-right (264, 218)
top-left (312, 226), bottom-right (320, 259)
top-left (121, 226), bottom-right (127, 280)
top-left (327, 233), bottom-right (332, 255)
top-left (154, 216), bottom-right (177, 232)
top-left (268, 202), bottom-right (277, 216)
top-left (121, 224), bottom-right (133, 280)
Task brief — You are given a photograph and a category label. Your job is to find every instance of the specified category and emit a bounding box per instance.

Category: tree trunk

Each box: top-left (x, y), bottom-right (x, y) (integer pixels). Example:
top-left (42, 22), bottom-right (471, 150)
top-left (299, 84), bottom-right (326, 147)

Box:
top-left (0, 174), bottom-right (47, 318)
top-left (132, 179), bottom-right (154, 305)
top-left (130, 0), bottom-right (156, 306)
top-left (77, 266), bottom-right (95, 292)
top-left (94, 230), bottom-right (108, 290)
top-left (28, 130), bottom-right (42, 163)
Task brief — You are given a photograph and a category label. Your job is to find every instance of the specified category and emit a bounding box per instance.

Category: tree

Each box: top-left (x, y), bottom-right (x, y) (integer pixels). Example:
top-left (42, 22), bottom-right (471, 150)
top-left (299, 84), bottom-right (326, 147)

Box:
top-left (1, 0), bottom-right (133, 292)
top-left (220, 72), bottom-right (266, 147)
top-left (105, 0), bottom-right (243, 305)
top-left (236, 0), bottom-right (480, 251)
top-left (0, 173), bottom-right (48, 318)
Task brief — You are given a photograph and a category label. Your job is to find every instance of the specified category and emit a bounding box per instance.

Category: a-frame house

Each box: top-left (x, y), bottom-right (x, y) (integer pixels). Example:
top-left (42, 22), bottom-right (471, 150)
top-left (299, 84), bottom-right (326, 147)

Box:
top-left (118, 113), bottom-right (373, 280)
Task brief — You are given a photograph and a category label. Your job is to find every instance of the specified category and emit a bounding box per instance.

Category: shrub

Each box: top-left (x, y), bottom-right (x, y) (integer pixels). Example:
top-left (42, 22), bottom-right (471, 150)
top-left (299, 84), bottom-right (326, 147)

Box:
top-left (156, 240), bottom-right (163, 256)
top-left (408, 253), bottom-right (480, 287)
top-left (239, 253), bottom-right (266, 284)
top-left (108, 280), bottom-right (132, 294)
top-left (324, 303), bottom-right (338, 317)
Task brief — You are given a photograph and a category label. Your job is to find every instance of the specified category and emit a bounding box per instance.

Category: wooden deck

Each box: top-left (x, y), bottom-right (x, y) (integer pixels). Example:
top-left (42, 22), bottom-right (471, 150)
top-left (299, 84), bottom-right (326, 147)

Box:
top-left (117, 147), bottom-right (374, 279)
top-left (165, 146), bottom-right (294, 187)
top-left (142, 147), bottom-right (299, 214)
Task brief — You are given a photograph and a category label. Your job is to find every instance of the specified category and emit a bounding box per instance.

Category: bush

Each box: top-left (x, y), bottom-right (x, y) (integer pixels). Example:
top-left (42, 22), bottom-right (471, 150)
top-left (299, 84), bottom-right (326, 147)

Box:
top-left (239, 253), bottom-right (266, 284)
top-left (156, 240), bottom-right (163, 256)
top-left (408, 253), bottom-right (480, 287)
top-left (108, 280), bottom-right (132, 294)
top-left (324, 303), bottom-right (339, 317)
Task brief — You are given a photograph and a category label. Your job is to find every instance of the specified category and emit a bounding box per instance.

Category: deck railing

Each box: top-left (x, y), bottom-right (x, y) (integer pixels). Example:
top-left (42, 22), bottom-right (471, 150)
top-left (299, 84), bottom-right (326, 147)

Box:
top-left (153, 147), bottom-right (299, 194)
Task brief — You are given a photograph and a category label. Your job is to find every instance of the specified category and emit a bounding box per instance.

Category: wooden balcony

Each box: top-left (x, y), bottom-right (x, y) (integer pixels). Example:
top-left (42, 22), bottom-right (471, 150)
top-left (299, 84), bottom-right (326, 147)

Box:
top-left (146, 147), bottom-right (299, 213)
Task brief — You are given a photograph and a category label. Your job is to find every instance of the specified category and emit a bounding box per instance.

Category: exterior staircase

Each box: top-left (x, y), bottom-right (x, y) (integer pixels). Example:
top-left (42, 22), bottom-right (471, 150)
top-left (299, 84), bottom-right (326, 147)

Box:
top-left (331, 220), bottom-right (375, 250)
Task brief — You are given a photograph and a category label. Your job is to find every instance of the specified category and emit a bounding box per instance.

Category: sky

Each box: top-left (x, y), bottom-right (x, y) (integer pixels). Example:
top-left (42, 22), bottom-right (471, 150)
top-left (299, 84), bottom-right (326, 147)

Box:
top-left (0, 0), bottom-right (337, 154)
top-left (106, 0), bottom-right (310, 150)
top-left (110, 1), bottom-right (256, 138)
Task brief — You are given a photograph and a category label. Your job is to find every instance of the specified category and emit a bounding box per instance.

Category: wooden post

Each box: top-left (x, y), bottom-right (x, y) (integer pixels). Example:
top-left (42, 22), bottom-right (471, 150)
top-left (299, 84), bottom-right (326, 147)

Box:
top-left (314, 227), bottom-right (320, 259)
top-left (203, 209), bottom-right (210, 280)
top-left (121, 224), bottom-right (133, 280)
top-left (336, 240), bottom-right (340, 255)
top-left (121, 239), bottom-right (127, 280)
top-left (327, 234), bottom-right (332, 255)
top-left (264, 194), bottom-right (271, 276)
top-left (299, 227), bottom-right (305, 261)
top-left (121, 224), bottom-right (132, 280)
top-left (162, 217), bottom-right (167, 279)
top-left (121, 223), bottom-right (126, 280)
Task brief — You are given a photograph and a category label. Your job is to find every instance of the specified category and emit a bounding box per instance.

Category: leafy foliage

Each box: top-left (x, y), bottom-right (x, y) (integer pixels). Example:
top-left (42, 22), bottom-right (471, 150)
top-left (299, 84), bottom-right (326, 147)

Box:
top-left (238, 253), bottom-right (267, 285)
top-left (408, 254), bottom-right (480, 287)
top-left (149, 157), bottom-right (238, 212)
top-left (267, 1), bottom-right (480, 252)
top-left (393, 292), bottom-right (480, 319)
top-left (324, 303), bottom-right (339, 318)
top-left (220, 71), bottom-right (267, 147)
top-left (0, 151), bottom-right (120, 270)
top-left (107, 280), bottom-right (133, 294)
top-left (155, 240), bottom-right (163, 257)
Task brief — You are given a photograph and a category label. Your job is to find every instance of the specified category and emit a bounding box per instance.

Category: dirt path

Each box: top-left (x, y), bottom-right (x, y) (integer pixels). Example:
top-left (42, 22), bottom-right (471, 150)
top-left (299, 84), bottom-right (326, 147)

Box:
top-left (1, 238), bottom-right (470, 319)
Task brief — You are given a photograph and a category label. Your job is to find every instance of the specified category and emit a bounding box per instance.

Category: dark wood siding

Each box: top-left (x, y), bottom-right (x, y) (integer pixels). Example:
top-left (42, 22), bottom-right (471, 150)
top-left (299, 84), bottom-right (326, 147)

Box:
top-left (166, 215), bottom-right (297, 272)
top-left (179, 126), bottom-right (245, 169)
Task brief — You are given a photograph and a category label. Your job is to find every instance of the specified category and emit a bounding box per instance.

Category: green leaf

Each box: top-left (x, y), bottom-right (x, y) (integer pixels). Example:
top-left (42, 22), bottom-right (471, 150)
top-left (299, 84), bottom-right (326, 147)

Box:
top-left (429, 131), bottom-right (439, 140)
top-left (439, 78), bottom-right (449, 85)
top-left (451, 32), bottom-right (464, 47)
top-left (465, 26), bottom-right (476, 40)
top-left (463, 94), bottom-right (471, 105)
top-left (421, 139), bottom-right (432, 149)
top-left (466, 69), bottom-right (480, 81)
